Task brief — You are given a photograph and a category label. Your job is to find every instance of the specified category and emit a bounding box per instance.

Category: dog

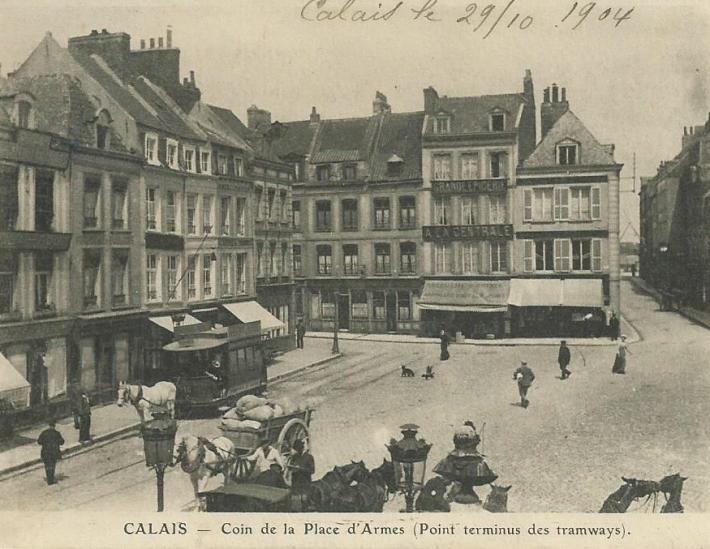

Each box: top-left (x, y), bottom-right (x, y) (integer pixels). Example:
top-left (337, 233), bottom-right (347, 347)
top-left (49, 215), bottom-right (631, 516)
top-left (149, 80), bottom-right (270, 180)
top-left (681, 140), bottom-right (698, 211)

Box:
top-left (401, 365), bottom-right (415, 377)
top-left (422, 365), bottom-right (435, 380)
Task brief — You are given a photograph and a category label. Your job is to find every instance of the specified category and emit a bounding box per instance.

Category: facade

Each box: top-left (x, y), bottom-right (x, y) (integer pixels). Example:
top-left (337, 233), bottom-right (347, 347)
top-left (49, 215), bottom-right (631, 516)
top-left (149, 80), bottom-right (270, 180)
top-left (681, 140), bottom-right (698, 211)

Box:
top-left (640, 119), bottom-right (710, 310)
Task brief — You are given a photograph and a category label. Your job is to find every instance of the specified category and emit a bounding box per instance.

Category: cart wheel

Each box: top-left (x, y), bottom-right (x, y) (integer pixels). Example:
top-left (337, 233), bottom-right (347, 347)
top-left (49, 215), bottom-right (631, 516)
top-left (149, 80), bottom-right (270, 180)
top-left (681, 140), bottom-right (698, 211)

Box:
top-left (278, 418), bottom-right (309, 486)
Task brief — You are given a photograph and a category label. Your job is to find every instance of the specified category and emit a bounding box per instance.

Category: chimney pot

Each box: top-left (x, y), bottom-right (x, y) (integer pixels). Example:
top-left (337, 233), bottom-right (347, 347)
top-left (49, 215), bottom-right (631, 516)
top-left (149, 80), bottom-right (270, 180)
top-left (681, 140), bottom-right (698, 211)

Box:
top-left (158, 37), bottom-right (164, 48)
top-left (140, 39), bottom-right (146, 49)
top-left (149, 38), bottom-right (155, 49)
top-left (551, 83), bottom-right (559, 103)
top-left (561, 87), bottom-right (567, 102)
top-left (166, 27), bottom-right (173, 48)
top-left (183, 77), bottom-right (189, 86)
top-left (189, 70), bottom-right (195, 86)
top-left (543, 87), bottom-right (550, 103)
top-left (310, 106), bottom-right (320, 123)
top-left (101, 29), bottom-right (108, 34)
top-left (90, 29), bottom-right (99, 36)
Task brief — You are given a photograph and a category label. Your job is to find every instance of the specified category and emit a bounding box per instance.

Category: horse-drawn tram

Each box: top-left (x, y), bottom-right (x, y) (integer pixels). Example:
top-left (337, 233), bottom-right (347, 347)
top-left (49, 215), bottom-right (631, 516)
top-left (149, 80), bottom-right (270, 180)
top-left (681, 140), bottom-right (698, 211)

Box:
top-left (161, 320), bottom-right (266, 416)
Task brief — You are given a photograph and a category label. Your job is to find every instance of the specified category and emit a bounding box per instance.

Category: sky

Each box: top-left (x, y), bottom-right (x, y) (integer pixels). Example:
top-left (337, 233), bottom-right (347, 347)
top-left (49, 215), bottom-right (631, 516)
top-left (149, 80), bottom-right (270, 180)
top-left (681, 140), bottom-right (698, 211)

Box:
top-left (3, 0), bottom-right (710, 242)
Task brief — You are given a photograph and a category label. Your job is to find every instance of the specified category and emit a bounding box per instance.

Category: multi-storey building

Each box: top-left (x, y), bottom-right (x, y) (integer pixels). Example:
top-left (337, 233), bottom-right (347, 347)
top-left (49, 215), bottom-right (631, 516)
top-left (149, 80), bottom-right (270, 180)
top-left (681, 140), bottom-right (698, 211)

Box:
top-left (274, 94), bottom-right (425, 333)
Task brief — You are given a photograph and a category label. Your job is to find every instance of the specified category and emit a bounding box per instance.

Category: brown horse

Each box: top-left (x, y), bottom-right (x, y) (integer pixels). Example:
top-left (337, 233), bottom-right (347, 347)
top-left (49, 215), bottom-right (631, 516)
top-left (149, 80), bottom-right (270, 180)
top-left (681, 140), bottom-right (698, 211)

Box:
top-left (348, 459), bottom-right (396, 512)
top-left (599, 474), bottom-right (687, 513)
top-left (304, 461), bottom-right (368, 512)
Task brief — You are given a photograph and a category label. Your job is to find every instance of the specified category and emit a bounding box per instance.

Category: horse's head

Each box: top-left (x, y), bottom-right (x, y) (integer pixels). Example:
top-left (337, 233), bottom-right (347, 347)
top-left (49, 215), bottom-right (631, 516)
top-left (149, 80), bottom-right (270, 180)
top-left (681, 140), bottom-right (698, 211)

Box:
top-left (372, 459), bottom-right (397, 494)
top-left (177, 435), bottom-right (204, 473)
top-left (116, 381), bottom-right (127, 407)
top-left (416, 477), bottom-right (451, 512)
top-left (484, 484), bottom-right (512, 512)
top-left (334, 461), bottom-right (368, 484)
top-left (621, 476), bottom-right (659, 498)
top-left (659, 473), bottom-right (687, 495)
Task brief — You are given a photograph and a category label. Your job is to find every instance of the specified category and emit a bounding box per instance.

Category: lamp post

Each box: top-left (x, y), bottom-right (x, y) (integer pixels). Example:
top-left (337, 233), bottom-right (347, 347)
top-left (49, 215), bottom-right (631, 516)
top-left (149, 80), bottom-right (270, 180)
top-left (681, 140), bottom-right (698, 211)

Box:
top-left (140, 412), bottom-right (177, 512)
top-left (331, 290), bottom-right (340, 354)
top-left (386, 424), bottom-right (432, 512)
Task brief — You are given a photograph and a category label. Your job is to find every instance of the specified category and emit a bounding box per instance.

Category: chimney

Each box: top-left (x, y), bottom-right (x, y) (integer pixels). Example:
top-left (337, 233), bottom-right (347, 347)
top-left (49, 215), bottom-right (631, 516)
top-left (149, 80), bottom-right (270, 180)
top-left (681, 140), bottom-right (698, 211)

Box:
top-left (373, 91), bottom-right (391, 115)
top-left (158, 37), bottom-right (164, 48)
top-left (540, 82), bottom-right (570, 138)
top-left (68, 29), bottom-right (131, 79)
top-left (310, 106), bottom-right (320, 124)
top-left (423, 86), bottom-right (439, 114)
top-left (543, 87), bottom-right (550, 103)
top-left (166, 27), bottom-right (173, 48)
top-left (189, 70), bottom-right (195, 87)
top-left (523, 68), bottom-right (534, 99)
top-left (140, 39), bottom-right (146, 49)
top-left (247, 105), bottom-right (272, 131)
top-left (149, 38), bottom-right (155, 49)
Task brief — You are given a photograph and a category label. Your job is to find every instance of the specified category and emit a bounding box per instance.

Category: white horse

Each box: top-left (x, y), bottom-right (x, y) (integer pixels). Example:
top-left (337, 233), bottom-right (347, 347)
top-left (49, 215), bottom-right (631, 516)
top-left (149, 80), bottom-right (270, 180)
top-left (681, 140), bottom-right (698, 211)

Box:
top-left (175, 434), bottom-right (237, 511)
top-left (116, 381), bottom-right (176, 422)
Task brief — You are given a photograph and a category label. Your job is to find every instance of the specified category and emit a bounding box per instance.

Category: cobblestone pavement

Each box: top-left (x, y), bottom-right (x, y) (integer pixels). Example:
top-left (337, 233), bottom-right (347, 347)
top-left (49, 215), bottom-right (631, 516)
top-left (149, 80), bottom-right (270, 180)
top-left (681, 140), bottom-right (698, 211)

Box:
top-left (0, 281), bottom-right (708, 513)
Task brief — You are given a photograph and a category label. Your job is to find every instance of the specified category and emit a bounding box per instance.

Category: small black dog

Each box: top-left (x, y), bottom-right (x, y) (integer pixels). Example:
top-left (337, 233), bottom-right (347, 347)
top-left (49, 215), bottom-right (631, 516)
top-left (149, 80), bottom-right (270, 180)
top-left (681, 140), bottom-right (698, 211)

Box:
top-left (422, 365), bottom-right (435, 380)
top-left (401, 365), bottom-right (415, 377)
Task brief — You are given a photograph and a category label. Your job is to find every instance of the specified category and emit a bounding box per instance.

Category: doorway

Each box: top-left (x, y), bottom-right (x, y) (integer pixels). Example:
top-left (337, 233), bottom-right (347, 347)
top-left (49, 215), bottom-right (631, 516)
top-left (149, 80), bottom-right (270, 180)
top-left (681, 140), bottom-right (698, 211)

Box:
top-left (386, 292), bottom-right (397, 332)
top-left (338, 293), bottom-right (350, 330)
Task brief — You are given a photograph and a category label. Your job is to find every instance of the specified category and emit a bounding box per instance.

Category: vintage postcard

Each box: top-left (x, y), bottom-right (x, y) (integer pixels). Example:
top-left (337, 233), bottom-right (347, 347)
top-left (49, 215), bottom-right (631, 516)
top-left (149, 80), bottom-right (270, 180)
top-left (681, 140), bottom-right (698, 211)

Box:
top-left (0, 0), bottom-right (708, 547)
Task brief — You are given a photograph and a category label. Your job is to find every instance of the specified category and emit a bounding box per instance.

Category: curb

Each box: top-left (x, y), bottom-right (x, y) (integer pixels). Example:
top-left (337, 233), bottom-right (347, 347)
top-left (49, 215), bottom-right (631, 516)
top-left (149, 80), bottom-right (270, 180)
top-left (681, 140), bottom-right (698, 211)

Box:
top-left (305, 334), bottom-right (633, 347)
top-left (269, 353), bottom-right (343, 384)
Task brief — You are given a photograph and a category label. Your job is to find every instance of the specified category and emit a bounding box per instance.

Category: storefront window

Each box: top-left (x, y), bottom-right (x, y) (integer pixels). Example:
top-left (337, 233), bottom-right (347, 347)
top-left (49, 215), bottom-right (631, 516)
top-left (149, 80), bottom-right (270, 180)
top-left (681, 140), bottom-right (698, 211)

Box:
top-left (351, 290), bottom-right (368, 319)
top-left (373, 292), bottom-right (386, 320)
top-left (321, 291), bottom-right (335, 319)
top-left (397, 291), bottom-right (411, 320)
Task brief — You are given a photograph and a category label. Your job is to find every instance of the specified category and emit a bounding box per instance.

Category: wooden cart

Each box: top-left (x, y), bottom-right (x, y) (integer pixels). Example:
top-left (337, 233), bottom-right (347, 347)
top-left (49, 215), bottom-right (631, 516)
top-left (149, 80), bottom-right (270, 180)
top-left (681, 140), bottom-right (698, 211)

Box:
top-left (199, 483), bottom-right (290, 512)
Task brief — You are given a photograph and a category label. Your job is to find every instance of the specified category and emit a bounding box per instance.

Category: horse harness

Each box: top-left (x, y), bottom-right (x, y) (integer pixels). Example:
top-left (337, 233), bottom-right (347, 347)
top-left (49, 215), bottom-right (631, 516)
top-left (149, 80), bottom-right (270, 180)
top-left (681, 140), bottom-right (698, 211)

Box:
top-left (127, 385), bottom-right (162, 408)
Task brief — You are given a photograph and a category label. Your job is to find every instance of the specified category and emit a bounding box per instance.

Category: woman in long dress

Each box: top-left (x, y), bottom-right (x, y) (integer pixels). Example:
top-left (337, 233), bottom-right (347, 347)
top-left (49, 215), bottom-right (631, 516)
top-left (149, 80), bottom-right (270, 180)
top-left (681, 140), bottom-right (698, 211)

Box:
top-left (612, 335), bottom-right (631, 374)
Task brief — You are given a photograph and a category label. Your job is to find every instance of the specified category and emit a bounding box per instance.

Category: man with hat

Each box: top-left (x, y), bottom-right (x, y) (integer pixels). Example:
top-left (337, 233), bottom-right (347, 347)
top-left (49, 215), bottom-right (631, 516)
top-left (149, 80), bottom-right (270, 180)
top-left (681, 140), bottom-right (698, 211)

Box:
top-left (558, 340), bottom-right (572, 380)
top-left (288, 439), bottom-right (315, 492)
top-left (37, 419), bottom-right (64, 485)
top-left (247, 437), bottom-right (285, 478)
top-left (513, 361), bottom-right (535, 408)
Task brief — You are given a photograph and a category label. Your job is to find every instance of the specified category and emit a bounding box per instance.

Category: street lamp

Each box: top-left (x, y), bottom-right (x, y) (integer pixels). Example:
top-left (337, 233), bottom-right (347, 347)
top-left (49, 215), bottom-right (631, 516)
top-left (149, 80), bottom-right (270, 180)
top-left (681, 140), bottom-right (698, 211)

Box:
top-left (331, 290), bottom-right (340, 354)
top-left (140, 412), bottom-right (178, 512)
top-left (386, 424), bottom-right (432, 512)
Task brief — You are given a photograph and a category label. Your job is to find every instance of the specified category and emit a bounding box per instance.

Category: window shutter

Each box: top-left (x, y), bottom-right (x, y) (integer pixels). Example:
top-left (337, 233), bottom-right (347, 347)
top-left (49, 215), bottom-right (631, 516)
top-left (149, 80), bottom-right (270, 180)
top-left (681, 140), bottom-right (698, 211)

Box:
top-left (555, 239), bottom-right (571, 272)
top-left (558, 188), bottom-right (569, 220)
top-left (591, 186), bottom-right (601, 220)
top-left (592, 239), bottom-right (602, 271)
top-left (554, 188), bottom-right (561, 220)
top-left (524, 189), bottom-right (533, 222)
top-left (523, 240), bottom-right (534, 273)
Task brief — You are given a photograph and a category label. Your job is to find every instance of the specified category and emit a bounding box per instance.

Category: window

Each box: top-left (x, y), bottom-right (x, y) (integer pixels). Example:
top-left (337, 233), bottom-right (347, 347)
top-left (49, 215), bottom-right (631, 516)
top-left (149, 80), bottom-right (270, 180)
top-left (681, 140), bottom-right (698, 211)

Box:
top-left (399, 196), bottom-right (416, 228)
top-left (489, 195), bottom-right (506, 224)
top-left (83, 175), bottom-right (101, 229)
top-left (167, 255), bottom-right (179, 300)
top-left (202, 195), bottom-right (213, 234)
top-left (342, 199), bottom-right (358, 231)
top-left (220, 196), bottom-right (232, 235)
top-left (343, 244), bottom-right (359, 275)
top-left (316, 165), bottom-right (330, 181)
top-left (0, 252), bottom-right (17, 314)
top-left (461, 197), bottom-right (477, 225)
top-left (280, 191), bottom-right (288, 223)
top-left (374, 198), bottom-right (391, 229)
top-left (433, 155), bottom-right (452, 180)
top-left (523, 240), bottom-right (534, 273)
top-left (489, 151), bottom-right (508, 178)
top-left (292, 245), bottom-right (302, 276)
top-left (200, 150), bottom-right (211, 174)
top-left (257, 243), bottom-right (265, 277)
top-left (461, 153), bottom-right (479, 179)
top-left (490, 113), bottom-right (505, 132)
top-left (202, 254), bottom-right (213, 297)
top-left (234, 158), bottom-right (244, 177)
top-left (571, 239), bottom-right (592, 271)
top-left (35, 169), bottom-right (54, 232)
top-left (0, 165), bottom-right (18, 231)
top-left (166, 191), bottom-right (177, 233)
top-left (281, 243), bottom-right (289, 276)
top-left (343, 164), bottom-right (357, 180)
top-left (554, 239), bottom-right (571, 272)
top-left (398, 291), bottom-right (411, 320)
top-left (187, 256), bottom-right (197, 299)
top-left (400, 242), bottom-right (416, 274)
top-left (236, 198), bottom-right (246, 235)
top-left (373, 292), bottom-right (386, 320)
top-left (183, 146), bottom-right (196, 172)
top-left (374, 243), bottom-right (391, 274)
top-left (186, 194), bottom-right (197, 235)
top-left (34, 252), bottom-right (53, 311)
top-left (434, 243), bottom-right (449, 273)
top-left (221, 254), bottom-right (232, 295)
top-left (83, 250), bottom-right (101, 308)
top-left (146, 254), bottom-right (159, 302)
top-left (96, 110), bottom-right (111, 150)
top-left (266, 190), bottom-right (275, 220)
top-left (592, 239), bottom-right (602, 271)
top-left (16, 101), bottom-right (32, 129)
top-left (110, 177), bottom-right (127, 230)
top-left (321, 292), bottom-right (335, 319)
top-left (351, 290), bottom-right (368, 319)
top-left (591, 187), bottom-right (601, 220)
top-left (271, 190), bottom-right (280, 221)
top-left (387, 158), bottom-right (403, 177)
top-left (532, 188), bottom-right (554, 222)
top-left (292, 201), bottom-right (301, 229)
top-left (434, 197), bottom-right (449, 225)
top-left (256, 188), bottom-right (265, 220)
top-left (111, 250), bottom-right (129, 306)
top-left (315, 201), bottom-right (332, 231)
top-left (316, 245), bottom-right (332, 275)
top-left (146, 188), bottom-right (158, 231)
top-left (531, 240), bottom-right (554, 271)
top-left (490, 242), bottom-right (508, 273)
top-left (460, 243), bottom-right (479, 274)
top-left (554, 187), bottom-right (569, 221)
top-left (270, 242), bottom-right (279, 276)
top-left (144, 133), bottom-right (158, 165)
top-left (558, 144), bottom-right (578, 165)
top-left (434, 116), bottom-right (450, 134)
top-left (236, 253), bottom-right (247, 294)
top-left (166, 139), bottom-right (179, 169)
top-left (218, 154), bottom-right (228, 175)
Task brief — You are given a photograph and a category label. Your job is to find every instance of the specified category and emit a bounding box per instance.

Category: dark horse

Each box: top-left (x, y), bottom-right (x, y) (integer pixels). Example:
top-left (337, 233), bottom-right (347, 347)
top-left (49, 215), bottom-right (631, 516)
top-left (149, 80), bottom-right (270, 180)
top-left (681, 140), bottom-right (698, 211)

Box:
top-left (348, 459), bottom-right (397, 512)
top-left (600, 474), bottom-right (687, 513)
top-left (482, 484), bottom-right (511, 513)
top-left (304, 461), bottom-right (368, 512)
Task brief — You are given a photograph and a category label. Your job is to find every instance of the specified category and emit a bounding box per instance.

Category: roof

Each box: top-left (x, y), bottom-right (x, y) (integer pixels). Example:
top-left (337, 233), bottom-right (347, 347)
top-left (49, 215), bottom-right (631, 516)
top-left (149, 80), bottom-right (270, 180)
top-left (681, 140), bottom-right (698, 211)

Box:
top-left (369, 111), bottom-right (424, 181)
top-left (190, 102), bottom-right (252, 151)
top-left (425, 93), bottom-right (526, 134)
top-left (272, 120), bottom-right (317, 158)
top-left (524, 110), bottom-right (616, 168)
top-left (310, 116), bottom-right (379, 163)
top-left (131, 77), bottom-right (202, 140)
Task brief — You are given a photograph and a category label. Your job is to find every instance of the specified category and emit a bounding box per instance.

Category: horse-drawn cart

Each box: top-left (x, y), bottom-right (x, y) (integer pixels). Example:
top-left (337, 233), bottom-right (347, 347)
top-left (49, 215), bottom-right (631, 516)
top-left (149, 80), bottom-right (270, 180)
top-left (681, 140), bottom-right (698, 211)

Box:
top-left (219, 407), bottom-right (313, 482)
top-left (199, 483), bottom-right (290, 512)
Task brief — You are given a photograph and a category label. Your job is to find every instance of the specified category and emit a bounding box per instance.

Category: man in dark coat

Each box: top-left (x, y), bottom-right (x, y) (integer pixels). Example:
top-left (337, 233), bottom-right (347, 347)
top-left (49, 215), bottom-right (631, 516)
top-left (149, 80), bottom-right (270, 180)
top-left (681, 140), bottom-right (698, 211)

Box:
top-left (296, 319), bottom-right (306, 349)
top-left (609, 313), bottom-right (620, 341)
top-left (513, 361), bottom-right (535, 408)
top-left (76, 391), bottom-right (91, 443)
top-left (439, 325), bottom-right (449, 361)
top-left (558, 340), bottom-right (571, 380)
top-left (288, 439), bottom-right (315, 493)
top-left (37, 419), bottom-right (64, 485)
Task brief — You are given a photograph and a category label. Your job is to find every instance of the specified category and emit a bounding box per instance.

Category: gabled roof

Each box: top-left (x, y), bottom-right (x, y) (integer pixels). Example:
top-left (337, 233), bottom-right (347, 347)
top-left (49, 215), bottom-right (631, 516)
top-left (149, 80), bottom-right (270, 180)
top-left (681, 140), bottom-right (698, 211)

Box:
top-left (310, 116), bottom-right (378, 163)
top-left (369, 111), bottom-right (424, 181)
top-left (190, 103), bottom-right (251, 151)
top-left (523, 110), bottom-right (616, 168)
top-left (271, 120), bottom-right (317, 158)
top-left (425, 93), bottom-right (525, 134)
top-left (130, 77), bottom-right (202, 140)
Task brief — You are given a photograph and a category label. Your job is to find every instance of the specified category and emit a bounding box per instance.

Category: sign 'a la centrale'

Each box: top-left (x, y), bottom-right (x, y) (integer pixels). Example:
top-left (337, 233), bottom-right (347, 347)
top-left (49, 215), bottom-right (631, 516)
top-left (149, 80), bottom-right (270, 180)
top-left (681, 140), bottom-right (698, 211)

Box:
top-left (422, 224), bottom-right (514, 242)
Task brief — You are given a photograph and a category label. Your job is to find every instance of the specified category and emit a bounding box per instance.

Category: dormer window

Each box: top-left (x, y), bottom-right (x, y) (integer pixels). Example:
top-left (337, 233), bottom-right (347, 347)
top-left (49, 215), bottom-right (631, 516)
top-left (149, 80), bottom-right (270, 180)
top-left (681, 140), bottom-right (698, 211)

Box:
top-left (316, 165), bottom-right (330, 181)
top-left (15, 100), bottom-right (34, 129)
top-left (166, 138), bottom-right (179, 169)
top-left (434, 116), bottom-right (450, 134)
top-left (200, 150), bottom-right (212, 174)
top-left (490, 112), bottom-right (505, 132)
top-left (183, 145), bottom-right (196, 172)
top-left (144, 133), bottom-right (159, 165)
top-left (234, 157), bottom-right (244, 177)
top-left (96, 110), bottom-right (112, 150)
top-left (387, 154), bottom-right (404, 177)
top-left (558, 142), bottom-right (579, 165)
top-left (343, 164), bottom-right (357, 180)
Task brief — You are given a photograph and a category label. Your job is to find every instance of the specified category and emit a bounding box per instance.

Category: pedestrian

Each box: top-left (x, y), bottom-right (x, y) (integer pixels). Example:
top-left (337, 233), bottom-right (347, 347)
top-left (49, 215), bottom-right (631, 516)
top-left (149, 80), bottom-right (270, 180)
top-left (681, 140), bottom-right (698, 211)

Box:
top-left (612, 335), bottom-right (631, 375)
top-left (513, 361), bottom-right (535, 408)
top-left (439, 324), bottom-right (450, 361)
top-left (76, 390), bottom-right (91, 443)
top-left (247, 437), bottom-right (285, 477)
top-left (37, 419), bottom-right (64, 485)
top-left (288, 439), bottom-right (315, 492)
top-left (609, 313), bottom-right (620, 341)
top-left (558, 340), bottom-right (572, 380)
top-left (296, 318), bottom-right (306, 350)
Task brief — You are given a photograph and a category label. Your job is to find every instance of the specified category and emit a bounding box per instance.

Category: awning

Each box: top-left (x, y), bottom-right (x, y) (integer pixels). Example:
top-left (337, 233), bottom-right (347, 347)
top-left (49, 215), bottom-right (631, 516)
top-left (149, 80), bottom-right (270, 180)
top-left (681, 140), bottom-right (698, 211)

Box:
top-left (561, 279), bottom-right (604, 307)
top-left (149, 313), bottom-right (202, 333)
top-left (0, 352), bottom-right (30, 408)
top-left (163, 337), bottom-right (228, 352)
top-left (419, 280), bottom-right (510, 313)
top-left (509, 279), bottom-right (562, 307)
top-left (223, 301), bottom-right (285, 333)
